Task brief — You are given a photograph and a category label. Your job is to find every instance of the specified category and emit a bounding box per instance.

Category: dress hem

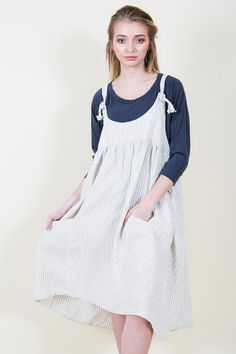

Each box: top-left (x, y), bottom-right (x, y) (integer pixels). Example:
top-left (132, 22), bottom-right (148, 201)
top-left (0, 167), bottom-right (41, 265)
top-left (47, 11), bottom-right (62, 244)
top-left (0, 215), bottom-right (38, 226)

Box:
top-left (32, 291), bottom-right (193, 342)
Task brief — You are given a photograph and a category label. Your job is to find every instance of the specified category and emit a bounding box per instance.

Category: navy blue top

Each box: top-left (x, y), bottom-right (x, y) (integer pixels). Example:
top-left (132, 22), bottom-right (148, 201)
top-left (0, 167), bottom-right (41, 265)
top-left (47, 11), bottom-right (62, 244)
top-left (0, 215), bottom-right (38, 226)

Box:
top-left (84, 72), bottom-right (190, 186)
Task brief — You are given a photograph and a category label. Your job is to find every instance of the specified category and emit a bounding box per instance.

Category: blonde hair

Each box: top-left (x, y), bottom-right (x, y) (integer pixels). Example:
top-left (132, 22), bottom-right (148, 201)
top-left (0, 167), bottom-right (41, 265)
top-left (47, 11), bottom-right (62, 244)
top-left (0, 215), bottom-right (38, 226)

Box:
top-left (106, 5), bottom-right (160, 80)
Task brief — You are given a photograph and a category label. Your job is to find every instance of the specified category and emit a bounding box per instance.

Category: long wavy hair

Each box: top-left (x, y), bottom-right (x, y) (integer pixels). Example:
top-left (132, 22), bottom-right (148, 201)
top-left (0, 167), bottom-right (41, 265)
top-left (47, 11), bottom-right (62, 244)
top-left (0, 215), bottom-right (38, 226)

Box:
top-left (106, 5), bottom-right (160, 81)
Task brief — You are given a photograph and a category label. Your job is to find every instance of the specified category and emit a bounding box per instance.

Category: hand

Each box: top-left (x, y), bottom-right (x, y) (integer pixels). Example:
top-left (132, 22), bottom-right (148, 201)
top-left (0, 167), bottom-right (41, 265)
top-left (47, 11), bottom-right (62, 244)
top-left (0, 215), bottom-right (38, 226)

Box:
top-left (124, 196), bottom-right (156, 225)
top-left (45, 208), bottom-right (66, 231)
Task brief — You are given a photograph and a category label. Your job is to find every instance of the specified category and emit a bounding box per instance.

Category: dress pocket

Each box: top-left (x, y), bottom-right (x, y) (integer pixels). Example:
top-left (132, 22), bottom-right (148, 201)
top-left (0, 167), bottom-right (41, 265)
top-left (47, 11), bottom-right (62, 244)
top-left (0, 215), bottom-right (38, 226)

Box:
top-left (121, 214), bottom-right (154, 243)
top-left (121, 214), bottom-right (158, 275)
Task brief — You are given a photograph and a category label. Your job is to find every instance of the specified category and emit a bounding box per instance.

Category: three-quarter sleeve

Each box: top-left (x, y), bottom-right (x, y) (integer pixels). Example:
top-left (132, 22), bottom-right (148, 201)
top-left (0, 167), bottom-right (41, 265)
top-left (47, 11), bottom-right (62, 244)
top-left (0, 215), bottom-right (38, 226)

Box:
top-left (159, 78), bottom-right (191, 186)
top-left (84, 90), bottom-right (103, 178)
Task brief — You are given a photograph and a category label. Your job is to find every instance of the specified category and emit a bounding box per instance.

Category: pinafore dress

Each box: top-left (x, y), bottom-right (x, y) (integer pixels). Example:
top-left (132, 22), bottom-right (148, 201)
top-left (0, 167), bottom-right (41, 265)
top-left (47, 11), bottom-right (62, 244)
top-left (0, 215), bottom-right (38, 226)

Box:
top-left (32, 73), bottom-right (193, 341)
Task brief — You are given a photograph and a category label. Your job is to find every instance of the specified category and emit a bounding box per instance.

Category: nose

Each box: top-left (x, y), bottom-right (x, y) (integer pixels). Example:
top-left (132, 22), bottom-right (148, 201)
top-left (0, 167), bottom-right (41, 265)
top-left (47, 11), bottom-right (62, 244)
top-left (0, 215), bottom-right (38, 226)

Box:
top-left (126, 40), bottom-right (135, 52)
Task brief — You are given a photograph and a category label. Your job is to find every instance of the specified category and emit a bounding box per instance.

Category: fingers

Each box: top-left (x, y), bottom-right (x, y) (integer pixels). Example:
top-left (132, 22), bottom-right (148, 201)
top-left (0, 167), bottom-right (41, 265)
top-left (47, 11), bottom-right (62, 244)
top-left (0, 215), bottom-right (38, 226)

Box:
top-left (45, 217), bottom-right (53, 231)
top-left (124, 210), bottom-right (132, 225)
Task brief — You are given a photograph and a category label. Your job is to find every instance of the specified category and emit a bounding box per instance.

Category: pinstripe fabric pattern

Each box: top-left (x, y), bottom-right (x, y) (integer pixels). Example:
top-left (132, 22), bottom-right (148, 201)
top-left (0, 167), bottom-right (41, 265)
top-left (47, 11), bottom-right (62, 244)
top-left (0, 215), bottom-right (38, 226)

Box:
top-left (32, 74), bottom-right (193, 341)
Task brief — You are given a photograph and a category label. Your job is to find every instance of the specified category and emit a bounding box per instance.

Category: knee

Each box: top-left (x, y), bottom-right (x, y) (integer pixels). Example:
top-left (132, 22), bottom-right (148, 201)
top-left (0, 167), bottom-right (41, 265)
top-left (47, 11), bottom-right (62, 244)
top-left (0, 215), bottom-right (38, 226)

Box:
top-left (126, 315), bottom-right (153, 331)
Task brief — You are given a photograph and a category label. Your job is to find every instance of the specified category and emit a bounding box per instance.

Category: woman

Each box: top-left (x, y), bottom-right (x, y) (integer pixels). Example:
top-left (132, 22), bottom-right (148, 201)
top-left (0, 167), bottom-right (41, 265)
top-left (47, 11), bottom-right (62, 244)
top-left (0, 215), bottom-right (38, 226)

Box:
top-left (32, 5), bottom-right (193, 353)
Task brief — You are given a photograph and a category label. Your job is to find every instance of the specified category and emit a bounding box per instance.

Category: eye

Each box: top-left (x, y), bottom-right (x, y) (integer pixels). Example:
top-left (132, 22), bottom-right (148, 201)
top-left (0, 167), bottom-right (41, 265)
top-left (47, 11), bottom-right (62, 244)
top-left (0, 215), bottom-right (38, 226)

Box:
top-left (116, 38), bottom-right (145, 44)
top-left (117, 39), bottom-right (125, 44)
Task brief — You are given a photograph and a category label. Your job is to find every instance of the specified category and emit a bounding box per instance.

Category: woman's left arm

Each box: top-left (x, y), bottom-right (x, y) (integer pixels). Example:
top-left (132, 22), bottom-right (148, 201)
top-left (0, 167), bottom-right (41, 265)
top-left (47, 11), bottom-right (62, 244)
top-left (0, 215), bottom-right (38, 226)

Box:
top-left (142, 77), bottom-right (191, 210)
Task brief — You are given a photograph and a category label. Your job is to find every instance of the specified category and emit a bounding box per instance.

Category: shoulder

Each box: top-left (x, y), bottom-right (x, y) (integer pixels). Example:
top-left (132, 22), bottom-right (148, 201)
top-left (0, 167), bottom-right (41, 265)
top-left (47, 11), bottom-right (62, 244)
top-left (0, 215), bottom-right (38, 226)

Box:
top-left (91, 87), bottom-right (103, 108)
top-left (164, 74), bottom-right (188, 108)
top-left (164, 74), bottom-right (185, 95)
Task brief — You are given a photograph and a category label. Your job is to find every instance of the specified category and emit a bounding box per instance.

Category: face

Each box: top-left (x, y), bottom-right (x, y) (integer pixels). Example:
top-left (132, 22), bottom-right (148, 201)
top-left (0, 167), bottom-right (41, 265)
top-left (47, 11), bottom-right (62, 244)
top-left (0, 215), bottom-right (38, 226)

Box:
top-left (111, 20), bottom-right (150, 67)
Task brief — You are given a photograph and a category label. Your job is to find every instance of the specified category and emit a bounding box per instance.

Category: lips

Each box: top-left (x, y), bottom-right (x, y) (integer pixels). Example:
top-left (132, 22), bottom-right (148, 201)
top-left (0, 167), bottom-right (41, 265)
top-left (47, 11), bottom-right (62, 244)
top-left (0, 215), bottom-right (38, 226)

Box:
top-left (125, 56), bottom-right (137, 59)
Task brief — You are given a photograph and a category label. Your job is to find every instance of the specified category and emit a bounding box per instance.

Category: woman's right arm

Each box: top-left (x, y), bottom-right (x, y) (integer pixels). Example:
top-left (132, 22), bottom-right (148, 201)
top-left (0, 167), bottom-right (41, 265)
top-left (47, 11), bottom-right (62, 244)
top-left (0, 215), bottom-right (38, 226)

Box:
top-left (83, 89), bottom-right (104, 178)
top-left (58, 178), bottom-right (85, 214)
top-left (45, 178), bottom-right (85, 230)
top-left (46, 90), bottom-right (103, 230)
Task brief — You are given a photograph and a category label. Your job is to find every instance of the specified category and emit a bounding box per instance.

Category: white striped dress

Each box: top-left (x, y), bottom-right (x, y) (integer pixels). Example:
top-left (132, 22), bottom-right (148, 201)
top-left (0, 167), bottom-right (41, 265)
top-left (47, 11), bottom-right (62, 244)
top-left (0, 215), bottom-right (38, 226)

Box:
top-left (32, 73), bottom-right (193, 341)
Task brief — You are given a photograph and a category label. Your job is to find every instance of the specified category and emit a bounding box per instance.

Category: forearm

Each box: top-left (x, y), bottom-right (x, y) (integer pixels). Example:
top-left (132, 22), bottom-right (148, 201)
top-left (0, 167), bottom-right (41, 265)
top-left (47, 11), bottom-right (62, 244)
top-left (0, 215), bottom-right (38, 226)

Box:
top-left (142, 174), bottom-right (173, 208)
top-left (59, 178), bottom-right (85, 213)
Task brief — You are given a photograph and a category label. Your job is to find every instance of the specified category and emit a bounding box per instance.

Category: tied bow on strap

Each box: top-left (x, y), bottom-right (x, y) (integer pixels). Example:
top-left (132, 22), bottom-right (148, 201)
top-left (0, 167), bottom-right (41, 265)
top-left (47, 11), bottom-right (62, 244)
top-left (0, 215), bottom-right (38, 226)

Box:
top-left (96, 101), bottom-right (105, 121)
top-left (158, 92), bottom-right (177, 114)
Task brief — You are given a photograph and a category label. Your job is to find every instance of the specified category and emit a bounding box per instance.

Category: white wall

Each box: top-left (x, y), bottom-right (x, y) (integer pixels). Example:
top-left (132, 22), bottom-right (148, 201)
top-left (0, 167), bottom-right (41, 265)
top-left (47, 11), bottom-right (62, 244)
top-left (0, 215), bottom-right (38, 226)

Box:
top-left (0, 1), bottom-right (235, 353)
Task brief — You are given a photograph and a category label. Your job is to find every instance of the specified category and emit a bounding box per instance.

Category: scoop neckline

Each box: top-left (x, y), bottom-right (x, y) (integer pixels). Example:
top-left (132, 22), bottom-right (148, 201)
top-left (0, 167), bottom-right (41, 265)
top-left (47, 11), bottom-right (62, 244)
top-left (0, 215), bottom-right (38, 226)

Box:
top-left (109, 73), bottom-right (161, 103)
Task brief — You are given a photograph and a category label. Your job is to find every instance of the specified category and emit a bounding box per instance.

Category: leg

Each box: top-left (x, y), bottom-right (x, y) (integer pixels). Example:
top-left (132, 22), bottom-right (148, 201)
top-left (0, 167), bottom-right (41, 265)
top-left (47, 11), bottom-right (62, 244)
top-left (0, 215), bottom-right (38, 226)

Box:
top-left (121, 315), bottom-right (153, 354)
top-left (111, 313), bottom-right (127, 353)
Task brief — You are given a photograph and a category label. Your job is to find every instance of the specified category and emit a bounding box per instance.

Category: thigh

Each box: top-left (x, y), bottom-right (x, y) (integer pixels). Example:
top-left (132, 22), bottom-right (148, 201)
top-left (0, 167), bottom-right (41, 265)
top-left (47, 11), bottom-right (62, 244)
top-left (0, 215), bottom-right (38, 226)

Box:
top-left (111, 312), bottom-right (126, 326)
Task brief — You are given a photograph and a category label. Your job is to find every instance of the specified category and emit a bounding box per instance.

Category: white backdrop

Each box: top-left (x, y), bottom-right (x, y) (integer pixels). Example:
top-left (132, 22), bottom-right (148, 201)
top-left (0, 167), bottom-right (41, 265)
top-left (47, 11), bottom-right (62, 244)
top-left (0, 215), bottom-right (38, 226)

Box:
top-left (0, 1), bottom-right (235, 353)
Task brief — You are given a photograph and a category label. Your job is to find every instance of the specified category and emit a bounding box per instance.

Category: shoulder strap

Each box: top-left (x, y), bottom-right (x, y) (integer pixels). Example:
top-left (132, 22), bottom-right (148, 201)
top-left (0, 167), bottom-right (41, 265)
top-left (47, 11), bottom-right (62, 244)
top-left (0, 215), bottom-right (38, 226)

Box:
top-left (160, 73), bottom-right (167, 93)
top-left (158, 74), bottom-right (177, 114)
top-left (96, 83), bottom-right (108, 121)
top-left (102, 83), bottom-right (108, 103)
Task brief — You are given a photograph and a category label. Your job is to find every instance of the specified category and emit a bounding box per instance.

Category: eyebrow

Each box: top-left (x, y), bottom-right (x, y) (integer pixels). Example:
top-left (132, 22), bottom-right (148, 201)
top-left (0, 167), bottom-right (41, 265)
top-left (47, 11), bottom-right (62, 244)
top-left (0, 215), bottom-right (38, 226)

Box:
top-left (115, 34), bottom-right (147, 37)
